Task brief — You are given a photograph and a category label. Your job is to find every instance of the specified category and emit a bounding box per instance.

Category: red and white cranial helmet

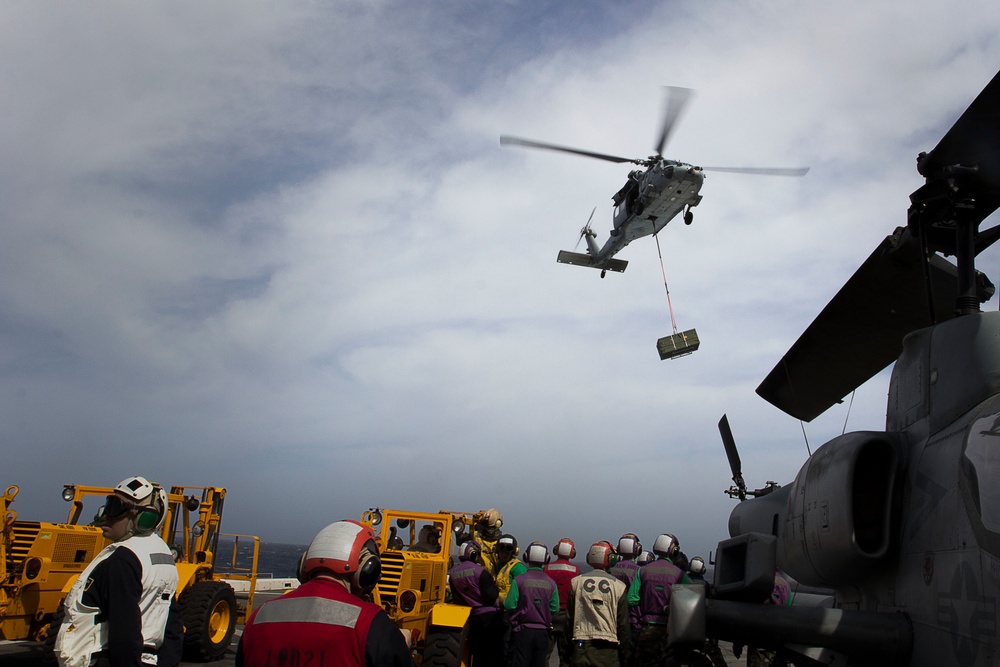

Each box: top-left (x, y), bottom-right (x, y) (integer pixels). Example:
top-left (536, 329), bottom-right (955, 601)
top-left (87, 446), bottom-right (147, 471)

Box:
top-left (553, 538), bottom-right (576, 559)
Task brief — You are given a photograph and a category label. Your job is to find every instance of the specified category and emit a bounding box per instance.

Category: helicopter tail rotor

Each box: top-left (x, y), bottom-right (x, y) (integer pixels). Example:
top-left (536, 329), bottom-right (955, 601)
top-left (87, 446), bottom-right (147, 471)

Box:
top-left (573, 207), bottom-right (598, 252)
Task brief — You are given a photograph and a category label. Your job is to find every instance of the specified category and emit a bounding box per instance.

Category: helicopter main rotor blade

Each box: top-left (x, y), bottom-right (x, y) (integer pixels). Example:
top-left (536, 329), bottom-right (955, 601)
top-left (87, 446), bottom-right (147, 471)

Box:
top-left (654, 86), bottom-right (694, 157)
top-left (500, 135), bottom-right (638, 165)
top-left (702, 166), bottom-right (810, 177)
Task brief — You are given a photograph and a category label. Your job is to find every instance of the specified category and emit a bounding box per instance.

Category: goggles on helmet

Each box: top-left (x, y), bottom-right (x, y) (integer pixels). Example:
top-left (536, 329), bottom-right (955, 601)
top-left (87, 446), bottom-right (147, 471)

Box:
top-left (98, 494), bottom-right (139, 522)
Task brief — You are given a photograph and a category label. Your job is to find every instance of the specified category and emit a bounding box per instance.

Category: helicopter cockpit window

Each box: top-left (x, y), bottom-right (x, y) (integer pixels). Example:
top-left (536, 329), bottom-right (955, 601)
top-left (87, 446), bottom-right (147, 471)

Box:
top-left (963, 412), bottom-right (1000, 532)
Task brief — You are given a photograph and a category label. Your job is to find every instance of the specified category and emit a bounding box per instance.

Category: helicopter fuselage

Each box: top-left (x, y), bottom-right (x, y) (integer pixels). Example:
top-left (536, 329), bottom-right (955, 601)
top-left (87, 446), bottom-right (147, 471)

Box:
top-left (709, 312), bottom-right (1000, 666)
top-left (584, 160), bottom-right (705, 266)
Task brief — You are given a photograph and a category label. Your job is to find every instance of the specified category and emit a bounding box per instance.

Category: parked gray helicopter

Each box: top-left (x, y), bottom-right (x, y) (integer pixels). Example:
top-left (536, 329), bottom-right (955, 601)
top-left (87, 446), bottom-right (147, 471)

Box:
top-left (500, 87), bottom-right (809, 277)
top-left (664, 69), bottom-right (1000, 666)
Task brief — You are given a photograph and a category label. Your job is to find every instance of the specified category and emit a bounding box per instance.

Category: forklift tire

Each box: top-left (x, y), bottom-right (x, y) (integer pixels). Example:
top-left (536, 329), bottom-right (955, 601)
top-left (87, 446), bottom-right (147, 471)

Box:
top-left (180, 580), bottom-right (238, 661)
top-left (422, 622), bottom-right (470, 667)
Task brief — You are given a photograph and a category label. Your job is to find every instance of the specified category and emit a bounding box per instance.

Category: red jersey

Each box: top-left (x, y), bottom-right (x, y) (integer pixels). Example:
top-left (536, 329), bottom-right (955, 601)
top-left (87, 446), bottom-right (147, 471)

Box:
top-left (544, 558), bottom-right (579, 612)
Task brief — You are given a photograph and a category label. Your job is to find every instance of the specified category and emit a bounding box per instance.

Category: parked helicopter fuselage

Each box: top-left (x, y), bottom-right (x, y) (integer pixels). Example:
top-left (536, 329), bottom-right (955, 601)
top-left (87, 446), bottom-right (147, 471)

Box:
top-left (715, 312), bottom-right (1000, 665)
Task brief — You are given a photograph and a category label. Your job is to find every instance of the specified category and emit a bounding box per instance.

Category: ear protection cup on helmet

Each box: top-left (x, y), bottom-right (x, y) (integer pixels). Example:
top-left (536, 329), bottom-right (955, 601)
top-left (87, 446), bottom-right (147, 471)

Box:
top-left (135, 508), bottom-right (161, 533)
top-left (296, 552), bottom-right (307, 584)
top-left (132, 484), bottom-right (166, 535)
top-left (354, 547), bottom-right (382, 593)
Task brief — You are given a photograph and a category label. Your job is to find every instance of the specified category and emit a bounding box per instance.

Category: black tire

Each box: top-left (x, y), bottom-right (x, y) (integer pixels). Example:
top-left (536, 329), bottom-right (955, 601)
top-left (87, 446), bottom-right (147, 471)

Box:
top-left (422, 623), bottom-right (470, 667)
top-left (179, 580), bottom-right (238, 661)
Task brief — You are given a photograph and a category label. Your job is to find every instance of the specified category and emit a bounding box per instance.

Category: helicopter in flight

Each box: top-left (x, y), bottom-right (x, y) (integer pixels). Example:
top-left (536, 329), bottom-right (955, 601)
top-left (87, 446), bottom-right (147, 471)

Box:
top-left (662, 68), bottom-right (1000, 667)
top-left (500, 86), bottom-right (809, 278)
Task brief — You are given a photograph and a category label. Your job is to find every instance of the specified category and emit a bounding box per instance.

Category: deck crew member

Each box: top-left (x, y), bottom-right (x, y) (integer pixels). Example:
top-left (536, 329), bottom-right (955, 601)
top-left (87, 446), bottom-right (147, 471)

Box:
top-left (544, 538), bottom-right (580, 667)
top-left (505, 542), bottom-right (559, 667)
top-left (495, 533), bottom-right (527, 604)
top-left (236, 520), bottom-right (412, 667)
top-left (449, 540), bottom-right (504, 667)
top-left (474, 507), bottom-right (505, 573)
top-left (54, 476), bottom-right (182, 667)
top-left (628, 533), bottom-right (690, 667)
top-left (567, 541), bottom-right (630, 667)
top-left (609, 533), bottom-right (643, 665)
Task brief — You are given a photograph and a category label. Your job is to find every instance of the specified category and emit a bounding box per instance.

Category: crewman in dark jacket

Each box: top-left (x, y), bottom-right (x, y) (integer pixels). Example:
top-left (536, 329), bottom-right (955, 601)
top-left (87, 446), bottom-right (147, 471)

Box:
top-left (450, 540), bottom-right (503, 667)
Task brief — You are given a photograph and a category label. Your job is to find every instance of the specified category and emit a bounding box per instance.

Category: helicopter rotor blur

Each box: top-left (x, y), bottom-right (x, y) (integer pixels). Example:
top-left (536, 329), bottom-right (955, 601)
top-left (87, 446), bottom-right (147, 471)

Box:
top-left (500, 86), bottom-right (809, 278)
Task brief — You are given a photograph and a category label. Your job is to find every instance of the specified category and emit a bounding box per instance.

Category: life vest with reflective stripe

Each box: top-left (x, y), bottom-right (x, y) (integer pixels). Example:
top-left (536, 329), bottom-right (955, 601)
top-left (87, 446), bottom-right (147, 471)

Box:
top-left (508, 569), bottom-right (557, 631)
top-left (450, 561), bottom-right (496, 614)
top-left (55, 534), bottom-right (177, 667)
top-left (496, 559), bottom-right (525, 604)
top-left (239, 578), bottom-right (379, 667)
top-left (544, 559), bottom-right (578, 612)
top-left (636, 559), bottom-right (684, 625)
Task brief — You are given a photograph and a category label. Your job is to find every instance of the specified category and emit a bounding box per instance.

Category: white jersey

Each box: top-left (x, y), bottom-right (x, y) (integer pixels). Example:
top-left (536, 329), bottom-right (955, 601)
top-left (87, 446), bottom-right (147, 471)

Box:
top-left (55, 534), bottom-right (178, 667)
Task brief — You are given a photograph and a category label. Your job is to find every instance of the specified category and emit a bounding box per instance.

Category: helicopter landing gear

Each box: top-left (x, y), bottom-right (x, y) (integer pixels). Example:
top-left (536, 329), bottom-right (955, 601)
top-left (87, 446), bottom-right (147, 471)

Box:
top-left (684, 207), bottom-right (694, 225)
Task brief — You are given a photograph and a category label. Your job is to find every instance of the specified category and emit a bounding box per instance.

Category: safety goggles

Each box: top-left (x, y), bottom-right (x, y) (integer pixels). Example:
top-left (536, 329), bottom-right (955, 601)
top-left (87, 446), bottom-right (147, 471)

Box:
top-left (97, 494), bottom-right (138, 522)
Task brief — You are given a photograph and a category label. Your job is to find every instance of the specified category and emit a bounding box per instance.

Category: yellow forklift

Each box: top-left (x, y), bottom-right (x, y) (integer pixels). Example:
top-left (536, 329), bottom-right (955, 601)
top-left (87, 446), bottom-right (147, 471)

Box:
top-left (361, 507), bottom-right (501, 667)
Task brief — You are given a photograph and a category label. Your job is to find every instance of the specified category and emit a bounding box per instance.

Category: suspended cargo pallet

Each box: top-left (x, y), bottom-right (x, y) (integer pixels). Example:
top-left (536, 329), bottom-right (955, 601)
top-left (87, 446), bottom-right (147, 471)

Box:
top-left (657, 328), bottom-right (700, 360)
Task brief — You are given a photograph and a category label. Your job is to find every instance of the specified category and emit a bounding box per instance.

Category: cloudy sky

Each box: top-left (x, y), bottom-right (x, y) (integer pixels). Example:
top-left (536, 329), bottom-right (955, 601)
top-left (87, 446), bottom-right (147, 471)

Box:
top-left (3, 1), bottom-right (1000, 561)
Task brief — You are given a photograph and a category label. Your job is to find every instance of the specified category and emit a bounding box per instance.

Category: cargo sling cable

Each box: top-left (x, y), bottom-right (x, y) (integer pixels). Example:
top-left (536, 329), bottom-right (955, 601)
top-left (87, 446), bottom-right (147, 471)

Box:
top-left (653, 231), bottom-right (699, 360)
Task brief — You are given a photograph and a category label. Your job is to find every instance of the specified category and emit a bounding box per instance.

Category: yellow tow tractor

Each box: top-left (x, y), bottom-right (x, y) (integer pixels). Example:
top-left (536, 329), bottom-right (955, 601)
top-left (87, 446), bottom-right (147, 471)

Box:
top-left (361, 508), bottom-right (499, 667)
top-left (0, 483), bottom-right (259, 661)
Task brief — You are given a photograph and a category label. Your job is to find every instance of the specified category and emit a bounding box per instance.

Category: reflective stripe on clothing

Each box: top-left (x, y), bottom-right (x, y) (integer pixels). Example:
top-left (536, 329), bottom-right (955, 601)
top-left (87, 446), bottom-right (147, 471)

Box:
top-left (253, 596), bottom-right (362, 628)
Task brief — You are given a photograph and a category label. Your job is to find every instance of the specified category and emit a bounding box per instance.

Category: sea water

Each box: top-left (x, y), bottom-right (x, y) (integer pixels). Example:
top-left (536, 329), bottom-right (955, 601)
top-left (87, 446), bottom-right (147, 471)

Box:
top-left (218, 540), bottom-right (306, 579)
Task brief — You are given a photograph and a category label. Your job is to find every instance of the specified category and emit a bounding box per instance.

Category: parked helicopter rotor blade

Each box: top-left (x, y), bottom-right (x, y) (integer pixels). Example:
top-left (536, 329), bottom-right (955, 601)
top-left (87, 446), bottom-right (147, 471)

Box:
top-left (702, 166), bottom-right (810, 177)
top-left (758, 69), bottom-right (1000, 422)
top-left (718, 414), bottom-right (746, 501)
top-left (917, 67), bottom-right (1000, 216)
top-left (654, 86), bottom-right (694, 157)
top-left (756, 227), bottom-right (993, 421)
top-left (500, 135), bottom-right (638, 165)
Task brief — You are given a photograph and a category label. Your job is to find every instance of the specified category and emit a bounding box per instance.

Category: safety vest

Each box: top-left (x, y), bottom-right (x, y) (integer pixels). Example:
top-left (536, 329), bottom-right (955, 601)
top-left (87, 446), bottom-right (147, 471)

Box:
top-left (636, 559), bottom-right (684, 625)
top-left (508, 569), bottom-right (557, 631)
top-left (55, 534), bottom-right (177, 667)
top-left (496, 559), bottom-right (525, 604)
top-left (544, 559), bottom-right (578, 612)
top-left (239, 578), bottom-right (380, 667)
top-left (570, 570), bottom-right (627, 643)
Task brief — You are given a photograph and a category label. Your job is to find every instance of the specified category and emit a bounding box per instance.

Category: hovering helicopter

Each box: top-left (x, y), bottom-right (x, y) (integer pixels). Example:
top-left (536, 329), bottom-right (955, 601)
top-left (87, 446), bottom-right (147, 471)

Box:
top-left (663, 69), bottom-right (1000, 667)
top-left (500, 86), bottom-right (809, 278)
